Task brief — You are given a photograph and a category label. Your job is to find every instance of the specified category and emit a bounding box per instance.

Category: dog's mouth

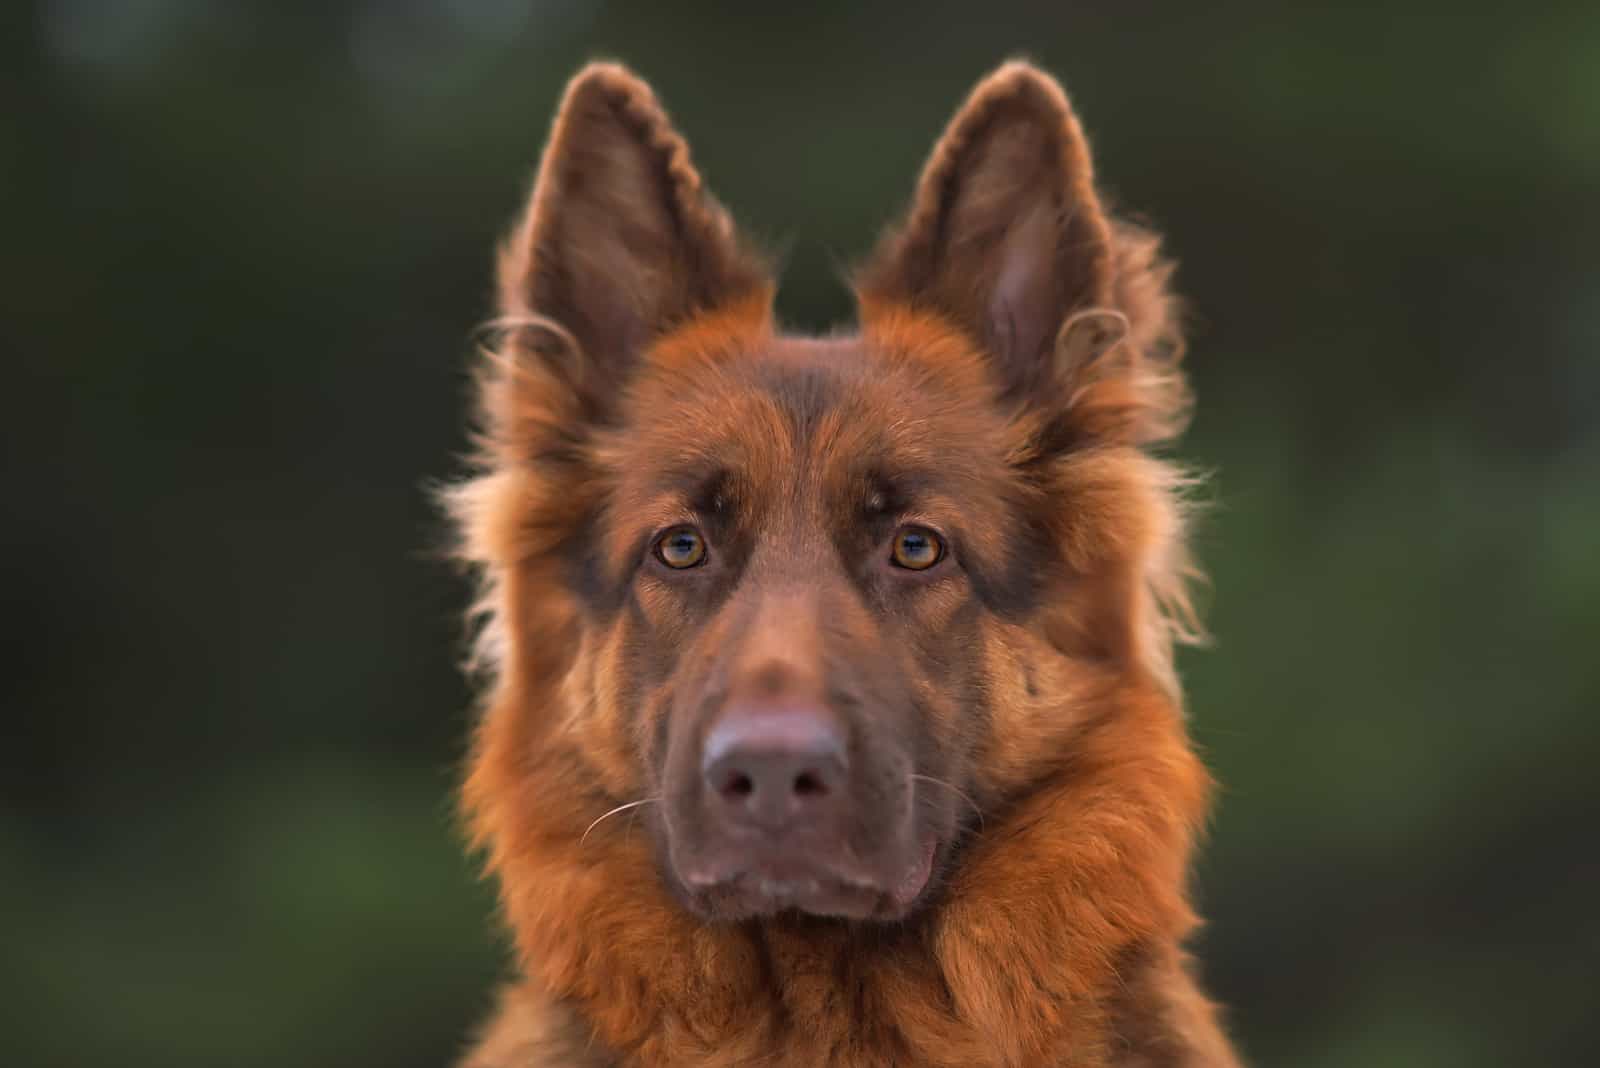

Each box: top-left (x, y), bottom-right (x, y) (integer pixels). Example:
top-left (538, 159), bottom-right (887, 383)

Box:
top-left (654, 695), bottom-right (960, 923)
top-left (676, 834), bottom-right (938, 922)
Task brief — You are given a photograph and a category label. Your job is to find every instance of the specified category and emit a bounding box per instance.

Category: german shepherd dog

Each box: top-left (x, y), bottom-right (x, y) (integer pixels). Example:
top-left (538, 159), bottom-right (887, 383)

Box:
top-left (448, 59), bottom-right (1241, 1067)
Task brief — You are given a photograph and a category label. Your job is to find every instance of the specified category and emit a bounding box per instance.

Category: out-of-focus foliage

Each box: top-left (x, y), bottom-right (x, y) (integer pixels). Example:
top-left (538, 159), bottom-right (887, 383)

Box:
top-left (4, 3), bottom-right (1596, 1065)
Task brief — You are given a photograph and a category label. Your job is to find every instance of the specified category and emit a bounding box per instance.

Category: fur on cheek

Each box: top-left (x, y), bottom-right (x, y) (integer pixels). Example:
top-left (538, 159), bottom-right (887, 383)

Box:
top-left (923, 694), bottom-right (1209, 1067)
top-left (466, 675), bottom-right (781, 1064)
top-left (556, 621), bottom-right (644, 797)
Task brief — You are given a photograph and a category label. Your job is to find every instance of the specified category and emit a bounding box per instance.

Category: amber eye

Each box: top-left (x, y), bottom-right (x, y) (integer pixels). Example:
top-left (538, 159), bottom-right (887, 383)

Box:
top-left (654, 526), bottom-right (707, 569)
top-left (890, 526), bottom-right (944, 570)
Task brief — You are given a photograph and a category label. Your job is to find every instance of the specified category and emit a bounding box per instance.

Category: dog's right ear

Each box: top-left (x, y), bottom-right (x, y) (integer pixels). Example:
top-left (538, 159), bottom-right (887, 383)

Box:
top-left (491, 62), bottom-right (770, 426)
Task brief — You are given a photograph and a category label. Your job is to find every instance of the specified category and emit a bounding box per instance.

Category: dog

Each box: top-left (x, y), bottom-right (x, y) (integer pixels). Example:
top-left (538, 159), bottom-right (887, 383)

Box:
top-left (447, 58), bottom-right (1241, 1067)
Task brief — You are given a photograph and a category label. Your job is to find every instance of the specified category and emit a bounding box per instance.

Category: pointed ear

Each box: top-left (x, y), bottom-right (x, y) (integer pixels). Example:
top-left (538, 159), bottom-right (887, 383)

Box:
top-left (857, 61), bottom-right (1122, 403)
top-left (496, 62), bottom-right (770, 403)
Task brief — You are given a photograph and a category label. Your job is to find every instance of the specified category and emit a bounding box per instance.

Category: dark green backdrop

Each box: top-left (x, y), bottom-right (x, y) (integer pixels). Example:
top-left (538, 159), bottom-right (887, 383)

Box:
top-left (6, 3), bottom-right (1597, 1066)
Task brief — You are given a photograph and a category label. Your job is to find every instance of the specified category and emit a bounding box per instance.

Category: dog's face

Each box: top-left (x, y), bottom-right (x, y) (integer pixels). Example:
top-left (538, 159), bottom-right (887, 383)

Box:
top-left (461, 63), bottom-right (1190, 924)
top-left (595, 331), bottom-right (1043, 920)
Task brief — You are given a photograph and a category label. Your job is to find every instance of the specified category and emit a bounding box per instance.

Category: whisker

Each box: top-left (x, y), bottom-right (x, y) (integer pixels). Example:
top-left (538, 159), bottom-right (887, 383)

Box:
top-left (580, 798), bottom-right (659, 846)
top-left (911, 774), bottom-right (985, 831)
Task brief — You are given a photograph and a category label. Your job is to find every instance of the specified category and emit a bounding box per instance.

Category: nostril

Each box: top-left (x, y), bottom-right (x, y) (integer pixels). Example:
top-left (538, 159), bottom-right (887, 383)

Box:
top-left (719, 771), bottom-right (755, 800)
top-left (792, 770), bottom-right (827, 798)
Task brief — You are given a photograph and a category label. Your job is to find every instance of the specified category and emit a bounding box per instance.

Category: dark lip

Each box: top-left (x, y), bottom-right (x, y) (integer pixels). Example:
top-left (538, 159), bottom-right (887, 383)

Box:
top-left (675, 836), bottom-right (939, 922)
top-left (691, 871), bottom-right (892, 921)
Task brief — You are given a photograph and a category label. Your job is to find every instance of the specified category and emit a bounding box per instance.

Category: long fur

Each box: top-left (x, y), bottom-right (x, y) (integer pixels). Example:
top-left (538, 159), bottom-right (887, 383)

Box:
top-left (446, 59), bottom-right (1239, 1068)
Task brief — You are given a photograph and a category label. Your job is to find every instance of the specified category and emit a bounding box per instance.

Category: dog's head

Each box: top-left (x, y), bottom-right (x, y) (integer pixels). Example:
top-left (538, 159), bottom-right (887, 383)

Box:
top-left (454, 62), bottom-right (1195, 924)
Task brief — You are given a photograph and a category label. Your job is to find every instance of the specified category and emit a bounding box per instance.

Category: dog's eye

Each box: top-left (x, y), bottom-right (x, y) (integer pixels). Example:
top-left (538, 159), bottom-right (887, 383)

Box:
top-left (890, 526), bottom-right (943, 570)
top-left (654, 526), bottom-right (707, 569)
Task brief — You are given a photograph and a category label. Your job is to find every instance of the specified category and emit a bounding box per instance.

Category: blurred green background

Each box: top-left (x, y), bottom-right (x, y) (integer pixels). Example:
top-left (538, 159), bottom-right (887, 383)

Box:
top-left (5, 2), bottom-right (1597, 1065)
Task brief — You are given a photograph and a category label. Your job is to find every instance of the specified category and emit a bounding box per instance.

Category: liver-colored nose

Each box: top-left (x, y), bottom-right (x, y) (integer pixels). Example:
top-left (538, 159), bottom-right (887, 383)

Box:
top-left (702, 704), bottom-right (847, 831)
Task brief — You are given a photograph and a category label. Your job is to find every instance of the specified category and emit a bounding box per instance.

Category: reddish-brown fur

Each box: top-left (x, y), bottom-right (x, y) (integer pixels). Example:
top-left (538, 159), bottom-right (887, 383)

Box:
top-left (448, 59), bottom-right (1241, 1067)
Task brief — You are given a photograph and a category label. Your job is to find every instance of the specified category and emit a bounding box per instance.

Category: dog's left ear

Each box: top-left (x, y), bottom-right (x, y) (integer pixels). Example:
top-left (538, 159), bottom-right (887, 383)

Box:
top-left (857, 61), bottom-right (1135, 408)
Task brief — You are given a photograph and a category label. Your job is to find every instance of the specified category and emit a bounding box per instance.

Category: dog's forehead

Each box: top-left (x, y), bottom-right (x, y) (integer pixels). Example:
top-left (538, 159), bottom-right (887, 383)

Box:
top-left (742, 335), bottom-right (874, 442)
top-left (617, 331), bottom-right (1003, 490)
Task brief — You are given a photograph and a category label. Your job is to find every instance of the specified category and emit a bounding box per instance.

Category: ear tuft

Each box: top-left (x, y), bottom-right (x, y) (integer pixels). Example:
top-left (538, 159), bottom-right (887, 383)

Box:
top-left (1056, 308), bottom-right (1130, 385)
